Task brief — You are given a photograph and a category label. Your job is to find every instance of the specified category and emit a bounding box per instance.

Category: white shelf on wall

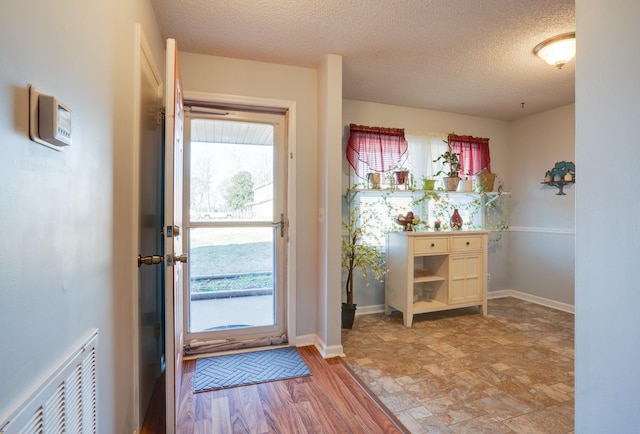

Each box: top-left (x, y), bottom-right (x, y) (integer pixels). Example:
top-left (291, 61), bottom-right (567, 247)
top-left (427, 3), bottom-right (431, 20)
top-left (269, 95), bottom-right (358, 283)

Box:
top-left (349, 188), bottom-right (509, 198)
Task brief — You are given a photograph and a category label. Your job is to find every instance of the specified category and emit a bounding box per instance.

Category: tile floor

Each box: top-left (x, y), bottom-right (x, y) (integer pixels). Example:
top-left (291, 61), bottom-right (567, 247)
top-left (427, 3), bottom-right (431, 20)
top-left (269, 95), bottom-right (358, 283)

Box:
top-left (341, 297), bottom-right (574, 433)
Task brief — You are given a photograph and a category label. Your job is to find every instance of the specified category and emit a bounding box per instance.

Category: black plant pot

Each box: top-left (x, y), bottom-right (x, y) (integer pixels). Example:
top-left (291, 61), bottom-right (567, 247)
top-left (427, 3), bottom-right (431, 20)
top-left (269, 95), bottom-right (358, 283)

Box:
top-left (341, 303), bottom-right (357, 329)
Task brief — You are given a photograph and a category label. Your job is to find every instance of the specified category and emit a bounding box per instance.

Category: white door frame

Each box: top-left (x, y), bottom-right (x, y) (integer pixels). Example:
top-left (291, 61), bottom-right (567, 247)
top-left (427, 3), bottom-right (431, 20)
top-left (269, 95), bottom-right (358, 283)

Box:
top-left (164, 38), bottom-right (186, 433)
top-left (183, 90), bottom-right (297, 346)
top-left (183, 111), bottom-right (287, 342)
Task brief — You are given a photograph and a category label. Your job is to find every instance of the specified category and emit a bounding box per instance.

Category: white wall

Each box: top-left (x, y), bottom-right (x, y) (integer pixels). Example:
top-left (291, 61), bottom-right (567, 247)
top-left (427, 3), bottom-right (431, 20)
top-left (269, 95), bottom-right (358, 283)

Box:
top-left (0, 0), bottom-right (162, 432)
top-left (508, 104), bottom-right (575, 305)
top-left (178, 53), bottom-right (320, 338)
top-left (342, 99), bottom-right (511, 308)
top-left (317, 55), bottom-right (344, 354)
top-left (576, 0), bottom-right (640, 430)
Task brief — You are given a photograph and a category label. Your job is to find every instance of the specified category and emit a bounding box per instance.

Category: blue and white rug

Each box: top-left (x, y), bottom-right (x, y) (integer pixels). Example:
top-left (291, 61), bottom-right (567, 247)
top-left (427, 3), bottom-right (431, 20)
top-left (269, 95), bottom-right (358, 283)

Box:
top-left (193, 347), bottom-right (312, 393)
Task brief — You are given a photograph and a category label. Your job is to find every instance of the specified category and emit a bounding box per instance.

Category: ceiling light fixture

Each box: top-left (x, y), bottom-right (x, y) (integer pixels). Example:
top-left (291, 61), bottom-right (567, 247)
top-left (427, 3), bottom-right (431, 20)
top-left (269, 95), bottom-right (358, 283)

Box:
top-left (533, 32), bottom-right (576, 69)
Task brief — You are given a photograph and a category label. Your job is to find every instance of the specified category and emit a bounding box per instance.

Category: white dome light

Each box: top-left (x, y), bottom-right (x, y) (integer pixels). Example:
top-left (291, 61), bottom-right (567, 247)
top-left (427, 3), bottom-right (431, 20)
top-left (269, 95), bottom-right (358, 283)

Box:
top-left (533, 32), bottom-right (576, 69)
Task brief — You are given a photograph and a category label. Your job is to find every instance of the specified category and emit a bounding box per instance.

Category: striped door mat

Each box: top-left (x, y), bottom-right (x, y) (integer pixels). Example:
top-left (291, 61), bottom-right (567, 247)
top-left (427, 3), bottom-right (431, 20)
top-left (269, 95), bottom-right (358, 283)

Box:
top-left (193, 347), bottom-right (312, 393)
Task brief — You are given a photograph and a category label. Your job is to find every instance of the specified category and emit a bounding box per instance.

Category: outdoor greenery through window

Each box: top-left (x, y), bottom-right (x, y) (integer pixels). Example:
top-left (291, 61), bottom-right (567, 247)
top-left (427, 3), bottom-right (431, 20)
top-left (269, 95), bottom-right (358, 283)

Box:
top-left (185, 114), bottom-right (284, 333)
top-left (188, 136), bottom-right (275, 292)
top-left (190, 133), bottom-right (273, 221)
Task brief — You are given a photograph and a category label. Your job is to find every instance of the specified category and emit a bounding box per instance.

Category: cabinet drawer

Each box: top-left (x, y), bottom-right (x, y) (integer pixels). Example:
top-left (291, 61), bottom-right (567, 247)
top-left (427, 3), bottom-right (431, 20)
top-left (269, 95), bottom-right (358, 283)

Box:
top-left (451, 236), bottom-right (483, 252)
top-left (413, 237), bottom-right (449, 254)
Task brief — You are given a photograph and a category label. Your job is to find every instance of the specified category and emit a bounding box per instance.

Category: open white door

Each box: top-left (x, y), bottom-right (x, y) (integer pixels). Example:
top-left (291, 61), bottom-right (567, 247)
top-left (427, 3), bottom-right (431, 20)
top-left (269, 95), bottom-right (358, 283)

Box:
top-left (164, 38), bottom-right (185, 433)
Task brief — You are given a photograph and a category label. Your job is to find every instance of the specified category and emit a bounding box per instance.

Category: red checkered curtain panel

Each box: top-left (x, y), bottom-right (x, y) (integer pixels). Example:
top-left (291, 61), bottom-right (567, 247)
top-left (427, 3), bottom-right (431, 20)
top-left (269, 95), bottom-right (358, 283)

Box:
top-left (347, 124), bottom-right (408, 179)
top-left (449, 134), bottom-right (491, 176)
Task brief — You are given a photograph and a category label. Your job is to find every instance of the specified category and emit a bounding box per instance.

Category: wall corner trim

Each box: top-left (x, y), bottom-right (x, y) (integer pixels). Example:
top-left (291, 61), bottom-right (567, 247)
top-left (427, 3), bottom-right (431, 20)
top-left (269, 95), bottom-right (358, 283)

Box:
top-left (296, 333), bottom-right (344, 358)
top-left (489, 289), bottom-right (574, 314)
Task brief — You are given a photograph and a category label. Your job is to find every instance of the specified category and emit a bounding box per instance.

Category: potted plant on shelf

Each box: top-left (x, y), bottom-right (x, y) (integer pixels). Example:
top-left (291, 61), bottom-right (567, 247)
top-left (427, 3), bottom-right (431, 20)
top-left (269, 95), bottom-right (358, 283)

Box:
top-left (457, 170), bottom-right (473, 192)
top-left (473, 168), bottom-right (497, 192)
top-left (433, 138), bottom-right (461, 191)
top-left (421, 176), bottom-right (436, 191)
top-left (341, 186), bottom-right (386, 329)
top-left (391, 166), bottom-right (410, 189)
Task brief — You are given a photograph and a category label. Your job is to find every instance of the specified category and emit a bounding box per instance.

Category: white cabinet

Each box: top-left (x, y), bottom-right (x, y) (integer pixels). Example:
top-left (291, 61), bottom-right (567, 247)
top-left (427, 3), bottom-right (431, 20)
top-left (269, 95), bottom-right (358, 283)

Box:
top-left (385, 231), bottom-right (488, 327)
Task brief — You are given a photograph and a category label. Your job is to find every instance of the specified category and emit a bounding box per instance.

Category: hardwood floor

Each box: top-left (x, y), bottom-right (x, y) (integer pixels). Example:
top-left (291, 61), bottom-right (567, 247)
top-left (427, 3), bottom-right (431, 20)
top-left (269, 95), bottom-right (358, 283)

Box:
top-left (141, 345), bottom-right (406, 433)
top-left (143, 298), bottom-right (573, 433)
top-left (141, 372), bottom-right (166, 434)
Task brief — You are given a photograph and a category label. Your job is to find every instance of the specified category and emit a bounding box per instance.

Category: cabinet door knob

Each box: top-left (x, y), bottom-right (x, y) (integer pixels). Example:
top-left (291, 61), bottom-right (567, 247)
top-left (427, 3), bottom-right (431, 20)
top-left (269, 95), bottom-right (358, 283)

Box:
top-left (466, 241), bottom-right (470, 246)
top-left (431, 243), bottom-right (435, 247)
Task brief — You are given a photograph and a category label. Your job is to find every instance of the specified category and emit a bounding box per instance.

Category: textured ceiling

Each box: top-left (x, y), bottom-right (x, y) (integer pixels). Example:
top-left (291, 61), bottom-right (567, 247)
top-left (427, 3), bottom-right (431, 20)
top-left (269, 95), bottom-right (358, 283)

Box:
top-left (150, 0), bottom-right (575, 121)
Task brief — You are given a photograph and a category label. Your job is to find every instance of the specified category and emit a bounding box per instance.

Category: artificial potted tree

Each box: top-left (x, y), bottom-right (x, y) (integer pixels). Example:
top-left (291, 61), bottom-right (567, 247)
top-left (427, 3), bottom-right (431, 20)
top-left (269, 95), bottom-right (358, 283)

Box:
top-left (341, 187), bottom-right (386, 329)
top-left (433, 138), bottom-right (461, 191)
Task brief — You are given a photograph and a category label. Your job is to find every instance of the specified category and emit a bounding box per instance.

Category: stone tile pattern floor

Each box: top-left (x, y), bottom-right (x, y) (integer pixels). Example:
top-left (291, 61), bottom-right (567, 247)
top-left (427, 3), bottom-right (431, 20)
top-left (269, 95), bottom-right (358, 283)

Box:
top-left (341, 297), bottom-right (574, 433)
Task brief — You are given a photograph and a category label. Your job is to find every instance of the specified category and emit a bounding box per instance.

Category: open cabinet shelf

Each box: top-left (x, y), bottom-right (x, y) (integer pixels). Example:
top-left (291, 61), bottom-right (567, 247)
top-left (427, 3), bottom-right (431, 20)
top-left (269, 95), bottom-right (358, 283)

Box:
top-left (385, 231), bottom-right (489, 327)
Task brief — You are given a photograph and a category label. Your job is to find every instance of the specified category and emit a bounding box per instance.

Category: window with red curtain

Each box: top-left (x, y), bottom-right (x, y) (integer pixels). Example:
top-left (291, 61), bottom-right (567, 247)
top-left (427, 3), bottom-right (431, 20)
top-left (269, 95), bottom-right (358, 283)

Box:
top-left (449, 134), bottom-right (491, 177)
top-left (347, 124), bottom-right (408, 179)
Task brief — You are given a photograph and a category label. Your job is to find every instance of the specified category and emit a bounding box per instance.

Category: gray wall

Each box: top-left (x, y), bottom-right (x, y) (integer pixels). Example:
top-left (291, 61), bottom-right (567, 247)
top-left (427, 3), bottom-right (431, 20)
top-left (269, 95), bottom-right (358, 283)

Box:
top-left (0, 0), bottom-right (162, 431)
top-left (576, 0), bottom-right (640, 430)
top-left (508, 104), bottom-right (575, 306)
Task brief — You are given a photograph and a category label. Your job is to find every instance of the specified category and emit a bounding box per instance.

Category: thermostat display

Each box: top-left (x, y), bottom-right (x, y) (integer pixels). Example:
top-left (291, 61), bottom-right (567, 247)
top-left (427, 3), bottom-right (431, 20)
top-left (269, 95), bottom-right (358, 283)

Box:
top-left (28, 85), bottom-right (72, 151)
top-left (38, 94), bottom-right (72, 147)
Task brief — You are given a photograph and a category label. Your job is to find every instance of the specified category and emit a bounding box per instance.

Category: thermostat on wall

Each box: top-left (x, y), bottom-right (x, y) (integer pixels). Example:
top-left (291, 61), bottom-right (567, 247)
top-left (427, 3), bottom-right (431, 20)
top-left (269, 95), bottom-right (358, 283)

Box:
top-left (29, 84), bottom-right (72, 151)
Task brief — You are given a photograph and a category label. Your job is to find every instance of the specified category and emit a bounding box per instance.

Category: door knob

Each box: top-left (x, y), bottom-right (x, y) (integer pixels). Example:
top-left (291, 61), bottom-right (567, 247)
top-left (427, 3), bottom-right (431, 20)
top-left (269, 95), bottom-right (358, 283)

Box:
top-left (174, 253), bottom-right (188, 263)
top-left (138, 253), bottom-right (187, 267)
top-left (138, 254), bottom-right (164, 267)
